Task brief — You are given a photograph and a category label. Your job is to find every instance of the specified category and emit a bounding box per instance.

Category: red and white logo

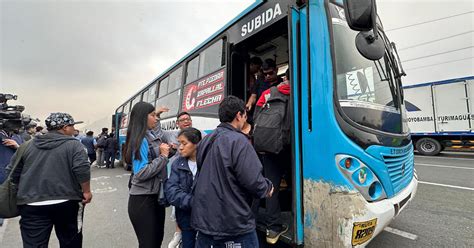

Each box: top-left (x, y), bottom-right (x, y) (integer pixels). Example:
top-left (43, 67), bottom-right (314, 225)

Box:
top-left (183, 84), bottom-right (198, 111)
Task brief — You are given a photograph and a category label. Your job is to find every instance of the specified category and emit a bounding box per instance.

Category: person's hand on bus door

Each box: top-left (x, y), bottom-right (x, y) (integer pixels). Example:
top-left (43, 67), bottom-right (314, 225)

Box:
top-left (245, 101), bottom-right (253, 111)
top-left (266, 184), bottom-right (274, 198)
top-left (159, 143), bottom-right (170, 158)
top-left (245, 94), bottom-right (257, 111)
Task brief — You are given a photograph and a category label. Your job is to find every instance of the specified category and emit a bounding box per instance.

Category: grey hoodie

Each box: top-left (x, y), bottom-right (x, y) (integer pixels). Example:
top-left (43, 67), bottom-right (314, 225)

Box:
top-left (7, 131), bottom-right (90, 205)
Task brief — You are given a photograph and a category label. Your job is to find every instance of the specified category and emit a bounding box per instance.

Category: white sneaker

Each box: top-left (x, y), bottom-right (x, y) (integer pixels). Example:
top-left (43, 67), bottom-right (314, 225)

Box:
top-left (168, 232), bottom-right (182, 248)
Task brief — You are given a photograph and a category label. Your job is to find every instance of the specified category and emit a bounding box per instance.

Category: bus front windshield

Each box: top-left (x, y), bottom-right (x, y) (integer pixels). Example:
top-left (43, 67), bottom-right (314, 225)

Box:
top-left (330, 3), bottom-right (405, 134)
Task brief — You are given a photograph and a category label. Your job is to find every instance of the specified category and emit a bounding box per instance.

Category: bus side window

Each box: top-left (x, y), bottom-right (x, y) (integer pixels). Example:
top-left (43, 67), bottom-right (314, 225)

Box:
top-left (159, 77), bottom-right (169, 98)
top-left (186, 56), bottom-right (199, 84)
top-left (168, 67), bottom-right (183, 92)
top-left (148, 82), bottom-right (158, 106)
top-left (199, 39), bottom-right (225, 78)
top-left (142, 90), bottom-right (149, 103)
top-left (122, 101), bottom-right (131, 128)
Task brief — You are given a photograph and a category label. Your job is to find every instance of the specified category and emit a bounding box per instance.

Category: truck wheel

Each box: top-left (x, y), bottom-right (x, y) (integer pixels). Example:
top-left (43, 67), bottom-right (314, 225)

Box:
top-left (415, 138), bottom-right (442, 156)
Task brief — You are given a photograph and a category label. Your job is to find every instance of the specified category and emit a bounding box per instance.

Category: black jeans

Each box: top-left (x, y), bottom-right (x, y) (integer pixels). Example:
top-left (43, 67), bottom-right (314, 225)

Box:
top-left (87, 153), bottom-right (96, 165)
top-left (18, 200), bottom-right (84, 248)
top-left (261, 150), bottom-right (291, 228)
top-left (181, 229), bottom-right (197, 248)
top-left (128, 194), bottom-right (165, 248)
top-left (104, 151), bottom-right (115, 168)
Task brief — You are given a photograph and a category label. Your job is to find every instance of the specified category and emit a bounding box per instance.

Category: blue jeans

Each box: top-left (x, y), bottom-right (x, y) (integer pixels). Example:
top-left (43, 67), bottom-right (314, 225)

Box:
top-left (181, 229), bottom-right (197, 248)
top-left (195, 230), bottom-right (258, 248)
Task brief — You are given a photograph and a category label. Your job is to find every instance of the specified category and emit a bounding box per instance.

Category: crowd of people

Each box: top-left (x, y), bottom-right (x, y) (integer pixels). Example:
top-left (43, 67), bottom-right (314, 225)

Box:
top-left (1, 57), bottom-right (292, 248)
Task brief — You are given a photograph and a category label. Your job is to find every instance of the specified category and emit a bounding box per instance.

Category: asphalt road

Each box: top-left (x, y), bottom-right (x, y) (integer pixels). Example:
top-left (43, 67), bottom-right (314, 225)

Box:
top-left (1, 152), bottom-right (473, 247)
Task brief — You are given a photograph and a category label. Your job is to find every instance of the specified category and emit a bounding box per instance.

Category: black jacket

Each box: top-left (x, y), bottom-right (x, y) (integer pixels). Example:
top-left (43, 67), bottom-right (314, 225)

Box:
top-left (7, 131), bottom-right (90, 205)
top-left (190, 123), bottom-right (272, 237)
top-left (164, 156), bottom-right (194, 230)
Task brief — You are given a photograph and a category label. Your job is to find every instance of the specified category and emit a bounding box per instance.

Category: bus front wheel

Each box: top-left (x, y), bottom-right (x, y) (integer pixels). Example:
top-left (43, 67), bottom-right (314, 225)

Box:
top-left (415, 138), bottom-right (442, 156)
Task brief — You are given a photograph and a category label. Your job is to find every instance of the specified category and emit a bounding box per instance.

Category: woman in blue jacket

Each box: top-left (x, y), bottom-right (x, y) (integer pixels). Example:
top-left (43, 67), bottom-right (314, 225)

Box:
top-left (124, 102), bottom-right (170, 248)
top-left (164, 127), bottom-right (202, 248)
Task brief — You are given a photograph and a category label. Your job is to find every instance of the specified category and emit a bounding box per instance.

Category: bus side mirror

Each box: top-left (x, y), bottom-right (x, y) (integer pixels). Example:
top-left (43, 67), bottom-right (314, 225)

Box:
top-left (344, 0), bottom-right (385, 61)
top-left (343, 0), bottom-right (374, 31)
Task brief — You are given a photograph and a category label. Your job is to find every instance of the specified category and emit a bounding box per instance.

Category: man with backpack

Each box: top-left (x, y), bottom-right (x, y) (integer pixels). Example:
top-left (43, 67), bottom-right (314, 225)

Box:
top-left (96, 128), bottom-right (108, 168)
top-left (253, 68), bottom-right (291, 244)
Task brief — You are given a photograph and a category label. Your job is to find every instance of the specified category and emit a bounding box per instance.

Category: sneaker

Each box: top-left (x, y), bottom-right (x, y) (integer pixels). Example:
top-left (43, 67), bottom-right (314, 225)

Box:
top-left (266, 224), bottom-right (289, 244)
top-left (168, 231), bottom-right (182, 248)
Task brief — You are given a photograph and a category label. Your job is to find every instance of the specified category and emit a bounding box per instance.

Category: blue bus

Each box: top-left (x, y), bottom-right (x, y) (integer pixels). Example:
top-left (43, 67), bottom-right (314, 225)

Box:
top-left (114, 0), bottom-right (417, 246)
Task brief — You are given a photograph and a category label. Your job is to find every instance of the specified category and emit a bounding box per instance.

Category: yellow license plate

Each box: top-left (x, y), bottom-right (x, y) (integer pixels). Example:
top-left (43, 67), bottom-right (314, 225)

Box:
top-left (352, 218), bottom-right (377, 246)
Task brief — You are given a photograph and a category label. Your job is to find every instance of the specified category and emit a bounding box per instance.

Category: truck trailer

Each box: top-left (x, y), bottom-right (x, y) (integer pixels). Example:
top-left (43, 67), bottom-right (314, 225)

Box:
top-left (404, 76), bottom-right (474, 155)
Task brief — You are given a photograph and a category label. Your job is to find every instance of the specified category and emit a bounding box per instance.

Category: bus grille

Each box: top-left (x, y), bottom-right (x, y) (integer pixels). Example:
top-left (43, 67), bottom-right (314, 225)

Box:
top-left (382, 151), bottom-right (414, 194)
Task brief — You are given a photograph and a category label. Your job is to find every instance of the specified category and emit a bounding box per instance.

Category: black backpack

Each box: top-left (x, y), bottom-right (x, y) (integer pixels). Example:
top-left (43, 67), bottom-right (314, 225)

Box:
top-left (253, 86), bottom-right (291, 154)
top-left (96, 135), bottom-right (107, 148)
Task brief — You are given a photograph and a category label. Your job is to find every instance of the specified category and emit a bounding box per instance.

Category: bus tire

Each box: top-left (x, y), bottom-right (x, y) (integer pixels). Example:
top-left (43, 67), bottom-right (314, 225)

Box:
top-left (415, 138), bottom-right (441, 156)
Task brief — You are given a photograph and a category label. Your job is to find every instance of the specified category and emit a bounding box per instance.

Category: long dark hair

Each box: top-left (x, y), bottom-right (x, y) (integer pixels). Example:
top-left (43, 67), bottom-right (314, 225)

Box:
top-left (123, 102), bottom-right (155, 164)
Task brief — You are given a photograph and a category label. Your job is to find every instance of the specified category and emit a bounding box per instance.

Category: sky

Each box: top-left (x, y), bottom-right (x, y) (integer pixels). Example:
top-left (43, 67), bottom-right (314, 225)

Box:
top-left (1, 0), bottom-right (473, 132)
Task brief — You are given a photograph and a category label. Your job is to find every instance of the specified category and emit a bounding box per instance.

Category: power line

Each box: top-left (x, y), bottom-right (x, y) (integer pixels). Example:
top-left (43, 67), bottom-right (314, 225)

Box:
top-left (399, 31), bottom-right (474, 51)
top-left (402, 46), bottom-right (473, 63)
top-left (386, 11), bottom-right (474, 32)
top-left (405, 57), bottom-right (474, 71)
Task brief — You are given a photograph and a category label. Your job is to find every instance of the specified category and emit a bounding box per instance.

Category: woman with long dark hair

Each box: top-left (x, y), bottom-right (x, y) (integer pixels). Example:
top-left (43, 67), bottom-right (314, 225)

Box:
top-left (124, 102), bottom-right (170, 248)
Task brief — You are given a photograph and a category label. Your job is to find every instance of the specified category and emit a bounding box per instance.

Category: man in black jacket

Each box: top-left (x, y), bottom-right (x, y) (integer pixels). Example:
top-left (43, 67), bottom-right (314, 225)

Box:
top-left (191, 96), bottom-right (273, 247)
top-left (7, 112), bottom-right (91, 248)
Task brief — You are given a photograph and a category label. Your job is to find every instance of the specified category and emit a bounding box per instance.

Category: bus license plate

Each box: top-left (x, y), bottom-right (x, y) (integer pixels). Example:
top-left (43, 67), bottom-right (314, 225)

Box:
top-left (352, 218), bottom-right (377, 246)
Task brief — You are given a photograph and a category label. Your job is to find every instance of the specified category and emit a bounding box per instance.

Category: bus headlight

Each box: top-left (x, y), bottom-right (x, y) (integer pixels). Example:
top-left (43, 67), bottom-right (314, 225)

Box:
top-left (336, 155), bottom-right (387, 202)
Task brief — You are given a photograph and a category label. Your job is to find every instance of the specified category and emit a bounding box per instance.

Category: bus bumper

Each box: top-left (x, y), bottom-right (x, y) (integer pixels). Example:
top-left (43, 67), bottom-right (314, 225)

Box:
top-left (353, 176), bottom-right (418, 246)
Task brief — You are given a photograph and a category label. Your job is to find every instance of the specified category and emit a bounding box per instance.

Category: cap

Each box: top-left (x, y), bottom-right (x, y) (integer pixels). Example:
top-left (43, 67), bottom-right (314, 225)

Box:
top-left (45, 112), bottom-right (83, 130)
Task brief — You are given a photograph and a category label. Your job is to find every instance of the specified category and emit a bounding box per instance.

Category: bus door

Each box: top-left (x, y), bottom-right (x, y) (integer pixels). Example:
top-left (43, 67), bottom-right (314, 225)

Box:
top-left (288, 5), bottom-right (304, 246)
top-left (112, 112), bottom-right (122, 147)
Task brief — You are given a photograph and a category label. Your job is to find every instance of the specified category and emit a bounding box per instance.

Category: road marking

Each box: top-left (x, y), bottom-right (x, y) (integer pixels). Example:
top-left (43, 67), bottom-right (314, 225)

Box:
top-left (419, 181), bottom-right (474, 191)
top-left (384, 227), bottom-right (418, 240)
top-left (415, 163), bottom-right (474, 170)
top-left (415, 155), bottom-right (474, 161)
top-left (441, 151), bottom-right (474, 156)
top-left (91, 176), bottom-right (110, 181)
top-left (92, 187), bottom-right (118, 194)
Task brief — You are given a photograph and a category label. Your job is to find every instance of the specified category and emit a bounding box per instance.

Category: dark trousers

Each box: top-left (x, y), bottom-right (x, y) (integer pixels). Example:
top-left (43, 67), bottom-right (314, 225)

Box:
top-left (181, 229), bottom-right (197, 248)
top-left (104, 151), bottom-right (115, 168)
top-left (87, 153), bottom-right (96, 165)
top-left (261, 151), bottom-right (290, 228)
top-left (128, 194), bottom-right (165, 248)
top-left (195, 230), bottom-right (259, 248)
top-left (18, 201), bottom-right (84, 248)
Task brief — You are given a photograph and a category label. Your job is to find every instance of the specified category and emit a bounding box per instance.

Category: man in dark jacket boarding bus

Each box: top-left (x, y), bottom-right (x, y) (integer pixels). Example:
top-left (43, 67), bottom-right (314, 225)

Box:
top-left (191, 95), bottom-right (274, 248)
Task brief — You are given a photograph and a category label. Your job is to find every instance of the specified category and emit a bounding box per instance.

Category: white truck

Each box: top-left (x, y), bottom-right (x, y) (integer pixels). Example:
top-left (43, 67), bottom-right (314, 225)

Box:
top-left (404, 76), bottom-right (474, 155)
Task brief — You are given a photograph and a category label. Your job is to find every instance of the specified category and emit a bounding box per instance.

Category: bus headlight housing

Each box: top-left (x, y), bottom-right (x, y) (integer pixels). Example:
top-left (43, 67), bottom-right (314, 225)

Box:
top-left (336, 155), bottom-right (387, 202)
